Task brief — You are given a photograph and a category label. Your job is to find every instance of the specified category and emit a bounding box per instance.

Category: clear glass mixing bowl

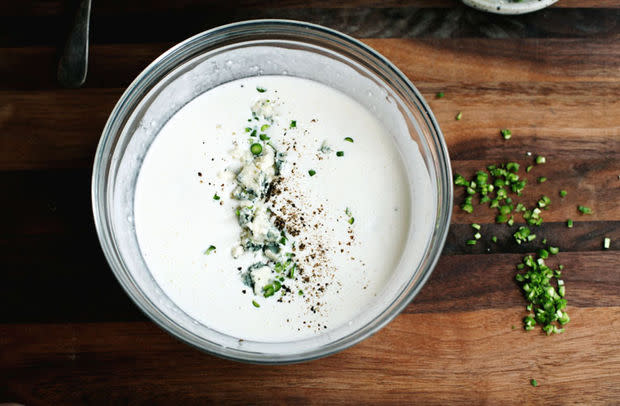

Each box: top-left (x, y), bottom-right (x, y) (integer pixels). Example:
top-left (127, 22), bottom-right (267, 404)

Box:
top-left (92, 20), bottom-right (452, 363)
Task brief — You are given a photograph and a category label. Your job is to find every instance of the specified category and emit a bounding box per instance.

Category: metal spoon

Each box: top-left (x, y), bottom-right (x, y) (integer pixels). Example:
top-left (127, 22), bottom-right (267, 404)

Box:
top-left (57, 0), bottom-right (92, 88)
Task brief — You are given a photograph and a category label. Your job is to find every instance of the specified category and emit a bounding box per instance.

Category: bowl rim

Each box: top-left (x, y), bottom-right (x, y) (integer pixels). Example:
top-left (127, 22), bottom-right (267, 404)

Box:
top-left (92, 19), bottom-right (453, 364)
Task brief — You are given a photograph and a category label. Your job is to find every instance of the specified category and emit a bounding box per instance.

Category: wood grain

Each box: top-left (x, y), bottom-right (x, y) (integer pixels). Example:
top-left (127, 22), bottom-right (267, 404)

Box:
top-left (1, 1), bottom-right (619, 404)
top-left (2, 311), bottom-right (619, 405)
top-left (1, 6), bottom-right (618, 47)
top-left (2, 38), bottom-right (619, 91)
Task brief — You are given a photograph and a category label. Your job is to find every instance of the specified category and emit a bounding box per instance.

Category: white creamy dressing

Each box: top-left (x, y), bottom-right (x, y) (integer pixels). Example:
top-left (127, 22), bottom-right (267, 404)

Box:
top-left (134, 76), bottom-right (424, 342)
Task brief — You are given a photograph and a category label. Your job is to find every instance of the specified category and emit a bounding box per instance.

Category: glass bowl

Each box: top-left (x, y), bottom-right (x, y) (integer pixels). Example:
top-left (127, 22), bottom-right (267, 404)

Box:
top-left (92, 20), bottom-right (452, 364)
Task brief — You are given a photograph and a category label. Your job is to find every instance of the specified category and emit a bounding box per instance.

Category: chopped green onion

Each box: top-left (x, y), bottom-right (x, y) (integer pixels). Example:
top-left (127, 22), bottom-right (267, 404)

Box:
top-left (538, 249), bottom-right (549, 259)
top-left (298, 289), bottom-right (304, 296)
top-left (256, 87), bottom-right (266, 93)
top-left (336, 151), bottom-right (344, 157)
top-left (259, 133), bottom-right (270, 141)
top-left (260, 124), bottom-right (270, 131)
top-left (578, 205), bottom-right (592, 214)
top-left (492, 236), bottom-right (498, 243)
top-left (466, 240), bottom-right (477, 245)
top-left (549, 246), bottom-right (559, 255)
top-left (507, 216), bottom-right (514, 226)
top-left (290, 120), bottom-right (297, 128)
top-left (204, 245), bottom-right (216, 255)
top-left (472, 223), bottom-right (481, 230)
top-left (348, 217), bottom-right (355, 225)
top-left (345, 207), bottom-right (352, 217)
top-left (461, 204), bottom-right (474, 213)
top-left (213, 193), bottom-right (220, 200)
top-left (535, 156), bottom-right (546, 164)
top-left (308, 169), bottom-right (316, 176)
top-left (250, 143), bottom-right (262, 155)
top-left (344, 137), bottom-right (354, 143)
top-left (500, 129), bottom-right (512, 140)
top-left (454, 174), bottom-right (469, 186)
top-left (245, 127), bottom-right (252, 132)
top-left (474, 232), bottom-right (481, 240)
top-left (603, 237), bottom-right (611, 249)
top-left (538, 177), bottom-right (547, 183)
top-left (560, 190), bottom-right (567, 198)
top-left (530, 379), bottom-right (538, 387)
top-left (455, 111), bottom-right (463, 121)
top-left (506, 162), bottom-right (519, 173)
top-left (436, 92), bottom-right (444, 98)
top-left (252, 300), bottom-right (260, 308)
top-left (526, 165), bottom-right (533, 173)
top-left (250, 129), bottom-right (257, 137)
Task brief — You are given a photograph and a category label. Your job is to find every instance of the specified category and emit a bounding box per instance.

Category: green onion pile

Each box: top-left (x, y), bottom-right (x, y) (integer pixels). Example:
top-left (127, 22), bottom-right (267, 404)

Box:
top-left (453, 155), bottom-right (574, 335)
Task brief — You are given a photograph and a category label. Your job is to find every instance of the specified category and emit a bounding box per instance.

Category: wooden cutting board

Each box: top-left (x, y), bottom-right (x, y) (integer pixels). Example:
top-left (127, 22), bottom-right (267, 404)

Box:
top-left (1, 1), bottom-right (618, 404)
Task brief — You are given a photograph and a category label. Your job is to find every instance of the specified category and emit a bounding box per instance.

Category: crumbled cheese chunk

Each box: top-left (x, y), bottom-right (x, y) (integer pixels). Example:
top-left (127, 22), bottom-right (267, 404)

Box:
top-left (250, 265), bottom-right (272, 295)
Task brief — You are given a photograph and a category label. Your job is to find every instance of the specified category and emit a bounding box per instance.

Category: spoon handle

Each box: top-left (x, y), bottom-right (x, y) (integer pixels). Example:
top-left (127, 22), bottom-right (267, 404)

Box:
top-left (57, 0), bottom-right (92, 88)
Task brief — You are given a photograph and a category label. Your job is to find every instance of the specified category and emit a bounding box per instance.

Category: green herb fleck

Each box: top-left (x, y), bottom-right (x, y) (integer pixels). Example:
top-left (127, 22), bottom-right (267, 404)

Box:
top-left (567, 219), bottom-right (573, 228)
top-left (245, 127), bottom-right (252, 133)
top-left (436, 92), bottom-right (444, 98)
top-left (256, 87), bottom-right (266, 93)
top-left (348, 217), bottom-right (355, 225)
top-left (538, 177), bottom-right (547, 183)
top-left (578, 205), bottom-right (592, 214)
top-left (213, 193), bottom-right (220, 200)
top-left (560, 190), bottom-right (567, 198)
top-left (204, 245), bottom-right (216, 255)
top-left (472, 223), bottom-right (481, 230)
top-left (535, 156), bottom-right (546, 165)
top-left (466, 239), bottom-right (477, 245)
top-left (549, 246), bottom-right (559, 255)
top-left (456, 111), bottom-right (463, 121)
top-left (530, 379), bottom-right (538, 387)
top-left (260, 124), bottom-right (270, 131)
top-left (500, 129), bottom-right (512, 140)
top-left (492, 236), bottom-right (498, 243)
top-left (526, 165), bottom-right (533, 173)
top-left (250, 143), bottom-right (262, 155)
top-left (308, 169), bottom-right (316, 177)
top-left (344, 137), bottom-right (354, 143)
top-left (290, 120), bottom-right (297, 128)
top-left (259, 133), bottom-right (270, 141)
top-left (336, 151), bottom-right (344, 157)
top-left (298, 289), bottom-right (304, 296)
top-left (252, 300), bottom-right (260, 308)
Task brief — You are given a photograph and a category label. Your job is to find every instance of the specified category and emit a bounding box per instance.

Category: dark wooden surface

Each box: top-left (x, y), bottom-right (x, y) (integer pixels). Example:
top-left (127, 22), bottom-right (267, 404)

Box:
top-left (1, 1), bottom-right (619, 404)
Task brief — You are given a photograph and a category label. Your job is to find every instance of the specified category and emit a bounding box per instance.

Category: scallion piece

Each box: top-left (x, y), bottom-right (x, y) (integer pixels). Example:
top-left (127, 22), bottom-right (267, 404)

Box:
top-left (256, 87), bottom-right (267, 93)
top-left (530, 379), bottom-right (538, 387)
top-left (213, 193), bottom-right (220, 200)
top-left (455, 111), bottom-right (462, 121)
top-left (549, 246), bottom-right (559, 255)
top-left (436, 92), bottom-right (444, 98)
top-left (474, 232), bottom-right (481, 240)
top-left (603, 237), bottom-right (611, 249)
top-left (348, 217), bottom-right (355, 225)
top-left (252, 300), bottom-right (260, 308)
top-left (501, 129), bottom-right (512, 140)
top-left (538, 177), bottom-right (547, 183)
top-left (578, 205), bottom-right (592, 214)
top-left (250, 143), bottom-right (262, 155)
top-left (344, 137), bottom-right (354, 143)
top-left (535, 156), bottom-right (546, 164)
top-left (526, 165), bottom-right (533, 173)
top-left (308, 169), bottom-right (316, 176)
top-left (472, 223), bottom-right (481, 230)
top-left (336, 151), bottom-right (344, 157)
top-left (560, 190), bottom-right (567, 198)
top-left (466, 240), bottom-right (477, 245)
top-left (290, 120), bottom-right (297, 128)
top-left (259, 133), bottom-right (270, 141)
top-left (492, 236), bottom-right (498, 243)
top-left (567, 219), bottom-right (573, 228)
top-left (204, 245), bottom-right (216, 255)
